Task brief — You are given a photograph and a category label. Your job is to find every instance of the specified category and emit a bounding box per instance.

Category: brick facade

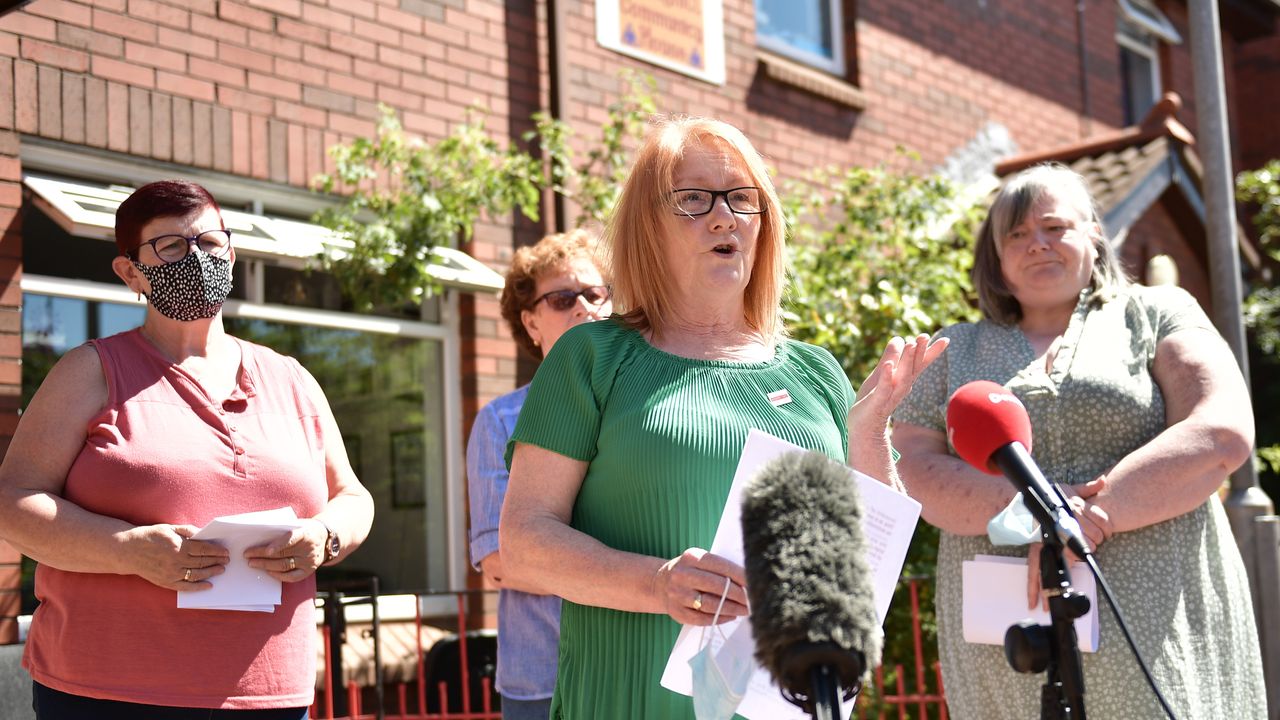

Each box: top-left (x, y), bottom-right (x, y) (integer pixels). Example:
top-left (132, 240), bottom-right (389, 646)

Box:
top-left (0, 0), bottom-right (1276, 637)
top-left (0, 127), bottom-right (18, 645)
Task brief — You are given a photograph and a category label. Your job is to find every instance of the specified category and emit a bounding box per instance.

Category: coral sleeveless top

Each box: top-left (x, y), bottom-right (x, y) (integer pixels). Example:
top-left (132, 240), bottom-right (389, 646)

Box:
top-left (24, 329), bottom-right (327, 709)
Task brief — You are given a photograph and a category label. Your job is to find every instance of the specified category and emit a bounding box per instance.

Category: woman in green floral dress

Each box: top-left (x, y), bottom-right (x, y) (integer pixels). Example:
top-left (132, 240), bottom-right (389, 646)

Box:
top-left (894, 163), bottom-right (1266, 719)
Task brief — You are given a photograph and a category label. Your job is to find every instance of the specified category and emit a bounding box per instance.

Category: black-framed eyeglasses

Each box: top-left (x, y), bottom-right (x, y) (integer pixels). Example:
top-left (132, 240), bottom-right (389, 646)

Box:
top-left (531, 285), bottom-right (612, 312)
top-left (671, 187), bottom-right (765, 217)
top-left (129, 229), bottom-right (233, 263)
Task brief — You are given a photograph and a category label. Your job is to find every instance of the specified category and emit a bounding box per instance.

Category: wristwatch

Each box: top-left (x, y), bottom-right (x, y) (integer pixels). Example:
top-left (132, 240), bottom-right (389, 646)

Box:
top-left (318, 519), bottom-right (341, 565)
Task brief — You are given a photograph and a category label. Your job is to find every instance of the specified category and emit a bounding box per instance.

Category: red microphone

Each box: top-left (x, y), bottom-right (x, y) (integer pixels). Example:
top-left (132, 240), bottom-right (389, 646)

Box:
top-left (945, 380), bottom-right (1033, 473)
top-left (945, 381), bottom-right (1091, 557)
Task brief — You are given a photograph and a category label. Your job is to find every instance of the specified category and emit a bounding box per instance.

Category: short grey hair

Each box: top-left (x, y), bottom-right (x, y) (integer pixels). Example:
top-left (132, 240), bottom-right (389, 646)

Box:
top-left (972, 163), bottom-right (1130, 325)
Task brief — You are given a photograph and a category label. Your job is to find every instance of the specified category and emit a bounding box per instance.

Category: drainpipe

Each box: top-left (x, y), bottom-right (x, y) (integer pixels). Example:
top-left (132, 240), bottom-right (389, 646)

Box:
top-left (547, 0), bottom-right (569, 233)
top-left (1186, 0), bottom-right (1280, 713)
top-left (1075, 0), bottom-right (1092, 138)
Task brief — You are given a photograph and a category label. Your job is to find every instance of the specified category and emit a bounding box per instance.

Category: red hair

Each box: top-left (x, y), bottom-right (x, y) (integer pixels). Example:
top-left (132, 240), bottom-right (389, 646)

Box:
top-left (114, 180), bottom-right (223, 256)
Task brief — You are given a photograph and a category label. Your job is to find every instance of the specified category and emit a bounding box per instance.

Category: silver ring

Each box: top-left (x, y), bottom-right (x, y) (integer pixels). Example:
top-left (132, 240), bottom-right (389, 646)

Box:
top-left (692, 592), bottom-right (703, 612)
top-left (183, 568), bottom-right (192, 583)
top-left (286, 556), bottom-right (297, 572)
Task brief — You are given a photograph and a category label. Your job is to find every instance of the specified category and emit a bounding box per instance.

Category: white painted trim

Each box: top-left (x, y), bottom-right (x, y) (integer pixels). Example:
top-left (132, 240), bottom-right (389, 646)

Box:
top-left (442, 290), bottom-right (467, 591)
top-left (1116, 30), bottom-right (1162, 118)
top-left (755, 0), bottom-right (846, 76)
top-left (21, 137), bottom-right (337, 219)
top-left (1117, 0), bottom-right (1182, 45)
top-left (20, 274), bottom-right (448, 339)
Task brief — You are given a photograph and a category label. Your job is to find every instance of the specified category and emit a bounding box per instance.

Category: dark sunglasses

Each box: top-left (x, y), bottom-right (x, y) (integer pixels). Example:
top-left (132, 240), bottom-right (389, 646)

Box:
top-left (531, 285), bottom-right (612, 312)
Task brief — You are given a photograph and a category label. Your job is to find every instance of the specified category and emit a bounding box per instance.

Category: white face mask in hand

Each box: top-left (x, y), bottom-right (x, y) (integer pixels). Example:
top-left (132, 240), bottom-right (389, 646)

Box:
top-left (689, 577), bottom-right (754, 720)
top-left (987, 491), bottom-right (1043, 545)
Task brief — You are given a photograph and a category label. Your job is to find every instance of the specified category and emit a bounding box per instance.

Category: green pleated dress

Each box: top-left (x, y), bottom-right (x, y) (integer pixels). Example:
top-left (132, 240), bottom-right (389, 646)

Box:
top-left (507, 318), bottom-right (855, 720)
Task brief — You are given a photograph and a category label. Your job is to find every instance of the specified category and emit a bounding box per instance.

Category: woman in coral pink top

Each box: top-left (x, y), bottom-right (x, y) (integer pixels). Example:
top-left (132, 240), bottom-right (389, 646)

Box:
top-left (0, 180), bottom-right (374, 718)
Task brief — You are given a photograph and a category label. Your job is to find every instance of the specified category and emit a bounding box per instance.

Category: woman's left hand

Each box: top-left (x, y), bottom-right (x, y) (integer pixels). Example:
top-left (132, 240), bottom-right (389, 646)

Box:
top-left (851, 334), bottom-right (948, 425)
top-left (244, 519), bottom-right (328, 582)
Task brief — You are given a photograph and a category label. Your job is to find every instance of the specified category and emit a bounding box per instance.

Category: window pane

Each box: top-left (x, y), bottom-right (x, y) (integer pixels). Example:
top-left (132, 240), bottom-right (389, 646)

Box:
top-left (756, 0), bottom-right (836, 60)
top-left (225, 318), bottom-right (448, 592)
top-left (98, 303), bottom-right (147, 337)
top-left (23, 295), bottom-right (89, 355)
top-left (19, 296), bottom-right (449, 595)
top-left (1120, 46), bottom-right (1156, 125)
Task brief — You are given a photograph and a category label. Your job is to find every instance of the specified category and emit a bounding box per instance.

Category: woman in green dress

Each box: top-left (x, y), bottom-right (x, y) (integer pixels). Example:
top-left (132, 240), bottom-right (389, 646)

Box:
top-left (894, 163), bottom-right (1265, 718)
top-left (498, 117), bottom-right (945, 719)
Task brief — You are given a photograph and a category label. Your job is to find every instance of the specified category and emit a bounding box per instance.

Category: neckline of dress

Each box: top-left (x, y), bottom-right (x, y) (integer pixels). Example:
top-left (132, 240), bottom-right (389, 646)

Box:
top-left (131, 327), bottom-right (254, 404)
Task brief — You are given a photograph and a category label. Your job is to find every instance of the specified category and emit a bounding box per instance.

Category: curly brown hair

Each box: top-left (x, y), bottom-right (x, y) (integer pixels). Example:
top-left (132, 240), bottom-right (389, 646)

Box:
top-left (500, 229), bottom-right (605, 360)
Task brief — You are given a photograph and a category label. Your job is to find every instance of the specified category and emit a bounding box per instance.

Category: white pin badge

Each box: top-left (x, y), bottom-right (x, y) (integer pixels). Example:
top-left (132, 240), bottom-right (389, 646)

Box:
top-left (767, 389), bottom-right (792, 407)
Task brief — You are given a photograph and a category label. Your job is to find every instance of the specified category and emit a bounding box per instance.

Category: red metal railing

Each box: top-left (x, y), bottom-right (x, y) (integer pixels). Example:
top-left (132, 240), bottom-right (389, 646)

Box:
top-left (313, 578), bottom-right (947, 720)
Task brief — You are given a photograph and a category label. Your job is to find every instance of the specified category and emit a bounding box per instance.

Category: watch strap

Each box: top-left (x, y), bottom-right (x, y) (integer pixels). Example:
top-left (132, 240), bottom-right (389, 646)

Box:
top-left (317, 518), bottom-right (340, 564)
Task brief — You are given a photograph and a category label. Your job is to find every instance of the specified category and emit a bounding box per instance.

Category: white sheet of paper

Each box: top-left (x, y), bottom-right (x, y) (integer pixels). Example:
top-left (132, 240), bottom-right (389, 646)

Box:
top-left (177, 507), bottom-right (304, 612)
top-left (961, 554), bottom-right (1099, 652)
top-left (660, 429), bottom-right (923, 720)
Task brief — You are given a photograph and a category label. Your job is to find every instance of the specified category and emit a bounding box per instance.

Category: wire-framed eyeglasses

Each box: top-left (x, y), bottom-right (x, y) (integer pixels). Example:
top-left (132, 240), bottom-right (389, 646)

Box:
top-left (671, 187), bottom-right (765, 217)
top-left (531, 285), bottom-right (612, 312)
top-left (129, 229), bottom-right (233, 264)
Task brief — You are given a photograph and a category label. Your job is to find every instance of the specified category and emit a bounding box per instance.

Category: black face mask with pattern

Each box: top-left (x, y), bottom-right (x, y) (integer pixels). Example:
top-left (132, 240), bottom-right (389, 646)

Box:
top-left (133, 251), bottom-right (233, 321)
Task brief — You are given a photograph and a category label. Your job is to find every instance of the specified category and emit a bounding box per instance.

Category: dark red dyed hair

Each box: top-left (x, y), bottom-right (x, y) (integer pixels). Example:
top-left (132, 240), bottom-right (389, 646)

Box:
top-left (114, 180), bottom-right (224, 256)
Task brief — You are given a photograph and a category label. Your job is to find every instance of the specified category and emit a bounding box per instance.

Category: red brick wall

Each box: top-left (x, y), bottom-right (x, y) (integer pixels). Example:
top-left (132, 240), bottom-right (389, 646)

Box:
top-left (551, 0), bottom-right (1135, 182)
top-left (0, 0), bottom-right (1274, 622)
top-left (1158, 0), bottom-right (1280, 175)
top-left (1120, 197), bottom-right (1212, 310)
top-left (1235, 32), bottom-right (1280, 171)
top-left (0, 127), bottom-right (18, 645)
top-left (0, 0), bottom-right (533, 620)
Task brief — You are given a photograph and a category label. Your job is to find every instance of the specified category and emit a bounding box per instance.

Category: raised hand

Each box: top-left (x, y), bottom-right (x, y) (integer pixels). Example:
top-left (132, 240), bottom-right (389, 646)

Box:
top-left (851, 334), bottom-right (948, 426)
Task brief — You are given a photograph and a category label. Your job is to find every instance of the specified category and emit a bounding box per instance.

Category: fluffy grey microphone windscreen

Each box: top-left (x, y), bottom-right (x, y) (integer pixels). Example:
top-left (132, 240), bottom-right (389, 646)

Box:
top-left (740, 450), bottom-right (883, 682)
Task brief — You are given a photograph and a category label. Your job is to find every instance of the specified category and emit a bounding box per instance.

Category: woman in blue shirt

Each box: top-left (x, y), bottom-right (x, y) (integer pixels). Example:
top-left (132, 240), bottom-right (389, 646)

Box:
top-left (466, 229), bottom-right (612, 719)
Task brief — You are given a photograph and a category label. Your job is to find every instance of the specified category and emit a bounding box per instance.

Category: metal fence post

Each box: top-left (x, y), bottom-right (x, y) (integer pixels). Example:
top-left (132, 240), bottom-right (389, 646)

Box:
top-left (1255, 517), bottom-right (1280, 719)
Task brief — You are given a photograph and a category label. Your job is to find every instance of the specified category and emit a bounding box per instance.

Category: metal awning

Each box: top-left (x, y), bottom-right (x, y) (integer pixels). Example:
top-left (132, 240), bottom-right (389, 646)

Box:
top-left (23, 174), bottom-right (504, 294)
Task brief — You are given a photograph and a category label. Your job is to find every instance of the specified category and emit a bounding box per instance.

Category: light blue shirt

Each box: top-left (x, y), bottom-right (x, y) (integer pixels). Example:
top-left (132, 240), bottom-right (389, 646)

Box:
top-left (467, 385), bottom-right (560, 700)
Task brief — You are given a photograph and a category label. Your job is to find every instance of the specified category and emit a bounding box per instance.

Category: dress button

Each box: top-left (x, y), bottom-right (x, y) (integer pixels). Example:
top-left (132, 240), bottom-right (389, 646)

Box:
top-left (235, 447), bottom-right (245, 455)
top-left (229, 425), bottom-right (237, 432)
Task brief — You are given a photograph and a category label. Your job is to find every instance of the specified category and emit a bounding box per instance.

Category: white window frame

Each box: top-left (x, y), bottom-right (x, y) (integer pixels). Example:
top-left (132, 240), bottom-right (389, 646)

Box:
top-left (1116, 24), bottom-right (1162, 123)
top-left (755, 0), bottom-right (846, 76)
top-left (1117, 0), bottom-right (1182, 45)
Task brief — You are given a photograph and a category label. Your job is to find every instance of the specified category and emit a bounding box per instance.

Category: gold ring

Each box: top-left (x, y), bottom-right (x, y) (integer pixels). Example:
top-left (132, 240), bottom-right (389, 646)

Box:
top-left (287, 557), bottom-right (296, 572)
top-left (692, 592), bottom-right (703, 612)
top-left (183, 568), bottom-right (192, 583)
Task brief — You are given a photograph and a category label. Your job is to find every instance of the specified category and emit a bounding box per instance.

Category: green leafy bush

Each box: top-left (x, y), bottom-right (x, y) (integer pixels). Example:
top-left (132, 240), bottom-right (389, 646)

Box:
top-left (1237, 160), bottom-right (1280, 497)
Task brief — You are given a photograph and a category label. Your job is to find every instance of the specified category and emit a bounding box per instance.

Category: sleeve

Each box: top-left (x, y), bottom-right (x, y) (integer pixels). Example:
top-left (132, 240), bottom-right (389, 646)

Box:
top-left (892, 327), bottom-right (953, 434)
top-left (505, 322), bottom-right (615, 468)
top-left (466, 401), bottom-right (508, 569)
top-left (1143, 285), bottom-right (1217, 343)
top-left (812, 343), bottom-right (857, 457)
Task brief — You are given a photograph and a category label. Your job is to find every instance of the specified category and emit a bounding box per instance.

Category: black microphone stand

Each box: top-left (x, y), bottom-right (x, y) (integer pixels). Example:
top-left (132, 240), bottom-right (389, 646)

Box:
top-left (1003, 530), bottom-right (1091, 720)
